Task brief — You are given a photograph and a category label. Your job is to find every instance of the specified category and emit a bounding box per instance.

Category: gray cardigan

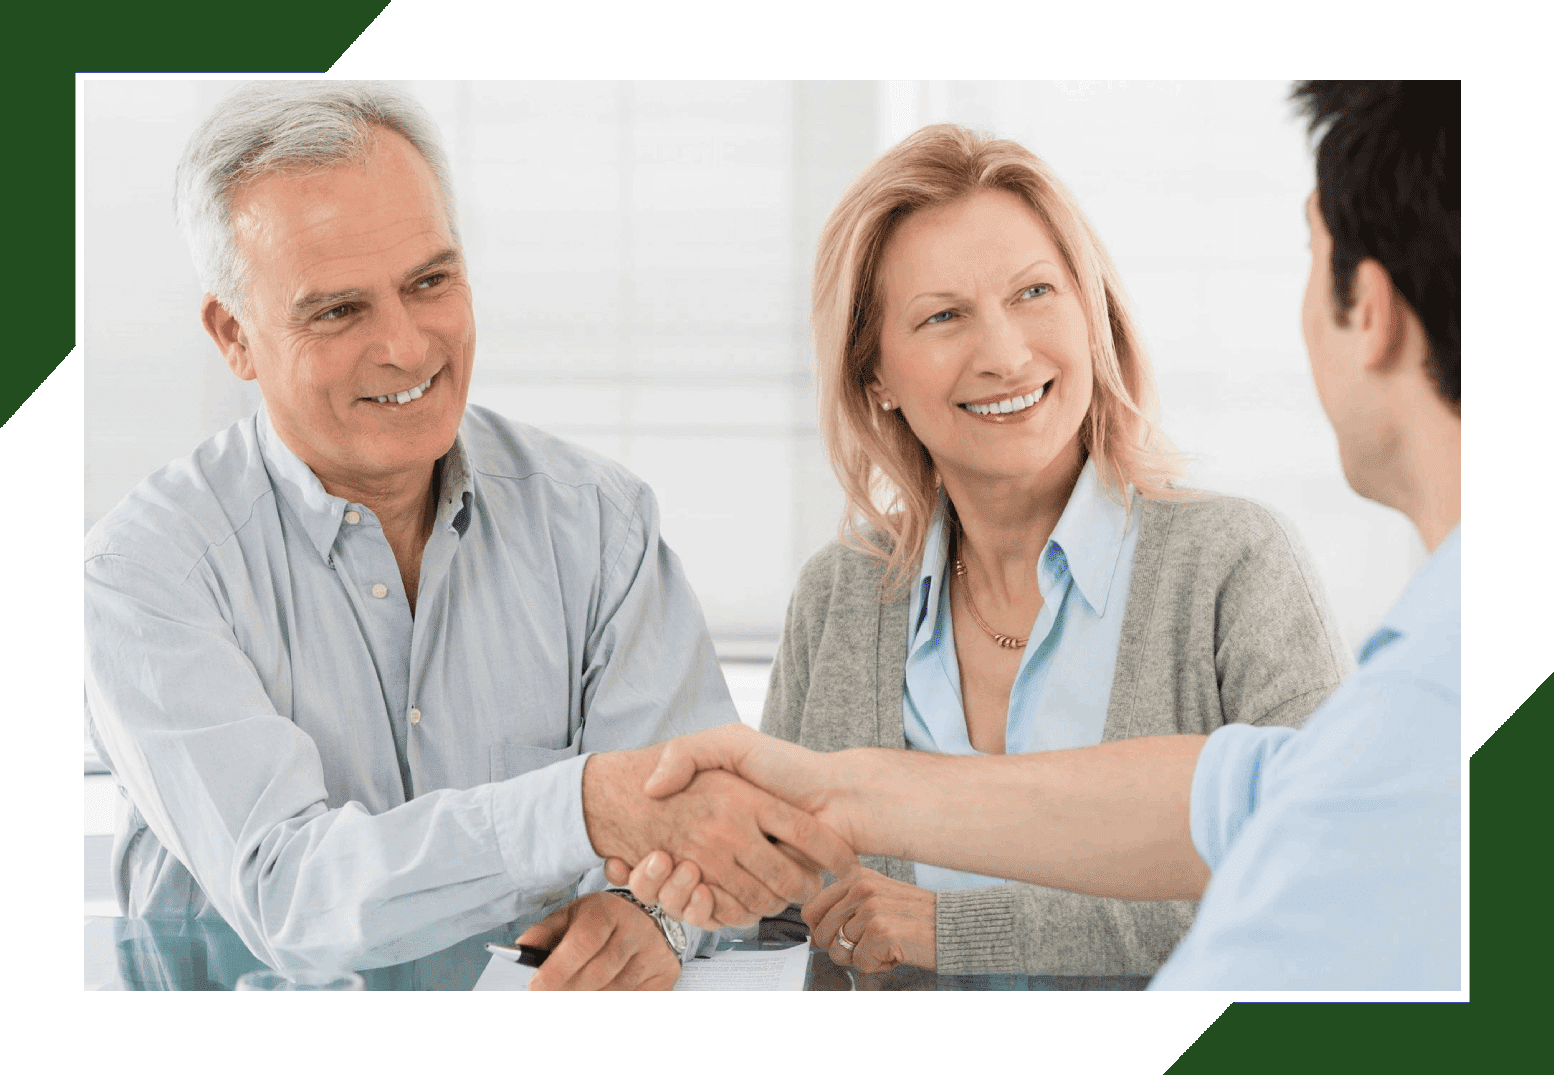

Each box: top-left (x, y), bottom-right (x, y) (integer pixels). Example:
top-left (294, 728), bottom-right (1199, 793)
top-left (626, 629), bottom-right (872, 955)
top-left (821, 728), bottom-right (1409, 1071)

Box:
top-left (761, 493), bottom-right (1354, 976)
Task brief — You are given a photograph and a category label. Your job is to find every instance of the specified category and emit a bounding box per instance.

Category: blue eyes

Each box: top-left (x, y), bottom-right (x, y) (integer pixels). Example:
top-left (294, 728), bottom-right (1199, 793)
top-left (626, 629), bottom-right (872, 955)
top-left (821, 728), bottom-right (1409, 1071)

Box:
top-left (920, 284), bottom-right (1050, 327)
top-left (313, 275), bottom-right (447, 324)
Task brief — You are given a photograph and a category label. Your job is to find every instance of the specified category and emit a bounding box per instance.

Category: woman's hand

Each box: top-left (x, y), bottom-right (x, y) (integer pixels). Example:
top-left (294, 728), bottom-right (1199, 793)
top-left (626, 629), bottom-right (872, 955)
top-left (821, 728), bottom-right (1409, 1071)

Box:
top-left (803, 867), bottom-right (936, 973)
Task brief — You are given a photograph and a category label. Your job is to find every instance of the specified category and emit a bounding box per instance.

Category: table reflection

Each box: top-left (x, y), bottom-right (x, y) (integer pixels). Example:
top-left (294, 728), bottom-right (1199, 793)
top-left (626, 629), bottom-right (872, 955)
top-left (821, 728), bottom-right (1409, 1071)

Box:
top-left (85, 913), bottom-right (1150, 991)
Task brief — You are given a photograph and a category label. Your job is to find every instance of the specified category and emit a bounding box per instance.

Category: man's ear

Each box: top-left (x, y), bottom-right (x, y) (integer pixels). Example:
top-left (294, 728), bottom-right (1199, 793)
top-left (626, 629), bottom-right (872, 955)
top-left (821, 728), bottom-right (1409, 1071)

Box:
top-left (201, 294), bottom-right (256, 380)
top-left (1349, 258), bottom-right (1408, 376)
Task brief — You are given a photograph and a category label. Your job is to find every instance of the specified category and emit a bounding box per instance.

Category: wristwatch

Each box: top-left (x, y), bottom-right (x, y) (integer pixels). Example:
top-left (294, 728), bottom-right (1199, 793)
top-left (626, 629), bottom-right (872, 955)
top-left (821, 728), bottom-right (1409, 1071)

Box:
top-left (606, 888), bottom-right (688, 958)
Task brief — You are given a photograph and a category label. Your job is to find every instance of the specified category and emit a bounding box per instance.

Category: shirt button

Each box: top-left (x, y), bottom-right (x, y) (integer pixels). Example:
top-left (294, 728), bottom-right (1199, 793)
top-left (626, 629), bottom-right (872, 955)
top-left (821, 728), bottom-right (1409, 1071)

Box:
top-left (409, 707), bottom-right (422, 726)
top-left (371, 583), bottom-right (388, 599)
top-left (344, 510), bottom-right (361, 525)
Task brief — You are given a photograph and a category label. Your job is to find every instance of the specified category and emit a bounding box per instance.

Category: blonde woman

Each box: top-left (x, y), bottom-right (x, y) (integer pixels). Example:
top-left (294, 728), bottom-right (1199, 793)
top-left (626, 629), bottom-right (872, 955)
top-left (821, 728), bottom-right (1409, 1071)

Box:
top-left (619, 125), bottom-right (1352, 979)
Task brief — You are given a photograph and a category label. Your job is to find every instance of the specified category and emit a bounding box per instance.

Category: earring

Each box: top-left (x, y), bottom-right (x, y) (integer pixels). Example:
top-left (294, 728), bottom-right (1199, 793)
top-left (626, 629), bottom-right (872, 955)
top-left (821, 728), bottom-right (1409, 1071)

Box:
top-left (880, 400), bottom-right (895, 411)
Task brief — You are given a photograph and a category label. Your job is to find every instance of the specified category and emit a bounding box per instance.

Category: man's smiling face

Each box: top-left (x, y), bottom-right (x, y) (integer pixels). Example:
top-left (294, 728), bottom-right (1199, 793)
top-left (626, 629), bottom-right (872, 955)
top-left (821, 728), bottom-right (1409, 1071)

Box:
top-left (217, 128), bottom-right (475, 498)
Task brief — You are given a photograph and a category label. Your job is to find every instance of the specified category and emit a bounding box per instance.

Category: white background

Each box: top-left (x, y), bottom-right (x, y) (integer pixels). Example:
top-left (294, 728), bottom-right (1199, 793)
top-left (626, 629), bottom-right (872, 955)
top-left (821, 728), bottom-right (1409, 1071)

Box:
top-left (84, 79), bottom-right (1423, 657)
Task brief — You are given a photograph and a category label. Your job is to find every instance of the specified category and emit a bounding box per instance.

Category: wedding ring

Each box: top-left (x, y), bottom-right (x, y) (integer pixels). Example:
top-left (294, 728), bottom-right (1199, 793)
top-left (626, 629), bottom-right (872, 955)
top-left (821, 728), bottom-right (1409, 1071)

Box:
top-left (836, 924), bottom-right (857, 952)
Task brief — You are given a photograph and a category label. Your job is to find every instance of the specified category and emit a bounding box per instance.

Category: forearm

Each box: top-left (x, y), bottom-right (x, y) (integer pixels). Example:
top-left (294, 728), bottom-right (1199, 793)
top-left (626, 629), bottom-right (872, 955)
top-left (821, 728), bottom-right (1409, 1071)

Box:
top-left (833, 736), bottom-right (1209, 901)
top-left (218, 758), bottom-right (600, 971)
top-left (100, 689), bottom-right (600, 971)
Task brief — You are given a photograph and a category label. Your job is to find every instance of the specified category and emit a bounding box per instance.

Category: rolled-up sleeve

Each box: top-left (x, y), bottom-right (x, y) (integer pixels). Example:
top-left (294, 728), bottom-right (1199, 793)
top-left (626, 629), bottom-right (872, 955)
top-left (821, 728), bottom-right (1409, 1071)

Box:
top-left (1157, 670), bottom-right (1460, 989)
top-left (1188, 723), bottom-right (1298, 873)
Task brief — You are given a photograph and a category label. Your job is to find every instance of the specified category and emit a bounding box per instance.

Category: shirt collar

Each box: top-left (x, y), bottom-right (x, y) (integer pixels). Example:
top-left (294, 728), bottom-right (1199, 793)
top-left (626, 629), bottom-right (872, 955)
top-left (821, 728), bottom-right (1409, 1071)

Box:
top-left (910, 457), bottom-right (1135, 645)
top-left (911, 488), bottom-right (955, 648)
top-left (256, 405), bottom-right (476, 563)
top-left (1047, 458), bottom-right (1134, 617)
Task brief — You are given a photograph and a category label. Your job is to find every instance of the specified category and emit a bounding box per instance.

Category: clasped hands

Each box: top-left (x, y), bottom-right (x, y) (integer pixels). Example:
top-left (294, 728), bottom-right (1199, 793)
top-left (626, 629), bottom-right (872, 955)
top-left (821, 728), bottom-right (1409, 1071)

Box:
top-left (600, 725), bottom-right (937, 976)
top-left (517, 730), bottom-right (844, 989)
top-left (520, 727), bottom-right (932, 988)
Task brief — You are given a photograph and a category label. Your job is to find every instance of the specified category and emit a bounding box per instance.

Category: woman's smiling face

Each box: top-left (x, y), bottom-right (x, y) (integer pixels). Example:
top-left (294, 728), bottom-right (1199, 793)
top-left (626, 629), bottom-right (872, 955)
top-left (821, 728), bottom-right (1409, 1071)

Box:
top-left (871, 187), bottom-right (1093, 493)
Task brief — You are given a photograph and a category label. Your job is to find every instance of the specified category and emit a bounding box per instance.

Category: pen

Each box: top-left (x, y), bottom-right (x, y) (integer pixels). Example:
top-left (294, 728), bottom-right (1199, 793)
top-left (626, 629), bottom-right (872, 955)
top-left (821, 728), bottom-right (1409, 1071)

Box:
top-left (485, 942), bottom-right (551, 968)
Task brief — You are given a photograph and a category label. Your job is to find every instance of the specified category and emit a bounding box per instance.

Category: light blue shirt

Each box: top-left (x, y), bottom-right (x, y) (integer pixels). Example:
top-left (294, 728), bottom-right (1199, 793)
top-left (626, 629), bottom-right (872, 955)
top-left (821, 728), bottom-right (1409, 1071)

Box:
top-left (903, 460), bottom-right (1140, 891)
top-left (1152, 528), bottom-right (1461, 989)
top-left (85, 405), bottom-right (735, 972)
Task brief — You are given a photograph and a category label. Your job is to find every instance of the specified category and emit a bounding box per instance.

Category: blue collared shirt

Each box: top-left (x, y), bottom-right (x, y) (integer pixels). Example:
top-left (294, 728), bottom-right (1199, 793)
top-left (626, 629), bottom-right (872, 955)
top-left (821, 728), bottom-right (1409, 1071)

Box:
top-left (85, 405), bottom-right (735, 972)
top-left (903, 459), bottom-right (1140, 891)
top-left (1152, 528), bottom-right (1461, 989)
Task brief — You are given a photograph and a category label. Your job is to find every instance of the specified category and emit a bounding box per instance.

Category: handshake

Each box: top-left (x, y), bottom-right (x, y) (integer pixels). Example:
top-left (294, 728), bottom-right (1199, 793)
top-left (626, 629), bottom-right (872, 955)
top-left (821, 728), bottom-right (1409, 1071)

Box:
top-left (518, 724), bottom-right (1204, 987)
top-left (519, 724), bottom-right (938, 987)
top-left (593, 724), bottom-right (868, 924)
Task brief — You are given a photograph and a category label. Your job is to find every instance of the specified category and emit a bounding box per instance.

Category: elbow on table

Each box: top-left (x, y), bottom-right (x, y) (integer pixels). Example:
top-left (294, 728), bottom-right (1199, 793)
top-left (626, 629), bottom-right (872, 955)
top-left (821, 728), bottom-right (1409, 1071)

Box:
top-left (224, 846), bottom-right (393, 974)
top-left (225, 892), bottom-right (405, 975)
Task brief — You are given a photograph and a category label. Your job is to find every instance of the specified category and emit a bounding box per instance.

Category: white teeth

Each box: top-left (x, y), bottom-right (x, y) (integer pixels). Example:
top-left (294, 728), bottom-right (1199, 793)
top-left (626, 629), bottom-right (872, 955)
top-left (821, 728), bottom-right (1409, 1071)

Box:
top-left (369, 376), bottom-right (434, 405)
top-left (963, 385), bottom-right (1046, 416)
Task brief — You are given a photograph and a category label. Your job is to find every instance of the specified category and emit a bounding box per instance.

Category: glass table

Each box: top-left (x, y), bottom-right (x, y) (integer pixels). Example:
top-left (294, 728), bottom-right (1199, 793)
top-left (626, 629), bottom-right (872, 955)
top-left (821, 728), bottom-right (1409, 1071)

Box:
top-left (86, 910), bottom-right (1151, 991)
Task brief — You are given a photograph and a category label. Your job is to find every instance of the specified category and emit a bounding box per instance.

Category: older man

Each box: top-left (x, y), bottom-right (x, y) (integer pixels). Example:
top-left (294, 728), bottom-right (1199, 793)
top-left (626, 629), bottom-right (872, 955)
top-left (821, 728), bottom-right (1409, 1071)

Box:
top-left (84, 81), bottom-right (848, 989)
top-left (626, 80), bottom-right (1461, 990)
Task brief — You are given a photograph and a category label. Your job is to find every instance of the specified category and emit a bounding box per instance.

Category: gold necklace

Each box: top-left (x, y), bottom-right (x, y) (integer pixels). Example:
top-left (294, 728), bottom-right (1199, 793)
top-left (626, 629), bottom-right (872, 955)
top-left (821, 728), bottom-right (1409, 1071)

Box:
top-left (952, 554), bottom-right (1028, 650)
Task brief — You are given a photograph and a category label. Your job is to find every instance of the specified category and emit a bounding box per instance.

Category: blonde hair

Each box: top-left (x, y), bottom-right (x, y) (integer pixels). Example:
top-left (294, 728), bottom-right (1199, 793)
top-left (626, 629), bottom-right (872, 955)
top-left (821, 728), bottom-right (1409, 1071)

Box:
top-left (812, 124), bottom-right (1189, 595)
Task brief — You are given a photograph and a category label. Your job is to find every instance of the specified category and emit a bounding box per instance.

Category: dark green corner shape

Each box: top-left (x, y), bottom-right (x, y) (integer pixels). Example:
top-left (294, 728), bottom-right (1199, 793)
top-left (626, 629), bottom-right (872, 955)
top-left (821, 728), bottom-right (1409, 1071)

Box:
top-left (1171, 671), bottom-right (1548, 1073)
top-left (3, 0), bottom-right (389, 428)
top-left (17, 22), bottom-right (1532, 1065)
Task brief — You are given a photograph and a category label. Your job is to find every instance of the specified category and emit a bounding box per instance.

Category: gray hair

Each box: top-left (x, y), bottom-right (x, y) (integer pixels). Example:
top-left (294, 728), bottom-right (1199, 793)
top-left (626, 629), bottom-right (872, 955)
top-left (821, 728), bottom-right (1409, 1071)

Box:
top-left (174, 80), bottom-right (459, 321)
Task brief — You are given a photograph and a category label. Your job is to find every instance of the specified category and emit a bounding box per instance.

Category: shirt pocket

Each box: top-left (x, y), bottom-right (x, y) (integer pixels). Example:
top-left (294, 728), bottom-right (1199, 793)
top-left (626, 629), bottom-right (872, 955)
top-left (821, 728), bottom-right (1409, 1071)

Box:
top-left (488, 739), bottom-right (582, 784)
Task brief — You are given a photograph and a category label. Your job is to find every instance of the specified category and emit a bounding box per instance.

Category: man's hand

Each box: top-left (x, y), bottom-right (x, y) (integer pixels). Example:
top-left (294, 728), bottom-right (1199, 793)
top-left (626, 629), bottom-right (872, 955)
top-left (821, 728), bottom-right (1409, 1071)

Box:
top-left (641, 728), bottom-right (1209, 902)
top-left (599, 726), bottom-right (867, 930)
top-left (517, 892), bottom-right (679, 990)
top-left (606, 856), bottom-right (935, 974)
top-left (583, 745), bottom-right (856, 926)
top-left (641, 724), bottom-right (859, 838)
top-left (802, 867), bottom-right (935, 974)
top-left (601, 841), bottom-right (831, 932)
top-left (603, 850), bottom-right (720, 927)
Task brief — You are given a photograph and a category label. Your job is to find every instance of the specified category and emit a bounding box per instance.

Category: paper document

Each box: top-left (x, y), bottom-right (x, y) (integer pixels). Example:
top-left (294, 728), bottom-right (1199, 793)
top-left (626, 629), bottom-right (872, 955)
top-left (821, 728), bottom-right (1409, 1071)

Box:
top-left (473, 957), bottom-right (537, 991)
top-left (472, 942), bottom-right (809, 991)
top-left (674, 944), bottom-right (808, 991)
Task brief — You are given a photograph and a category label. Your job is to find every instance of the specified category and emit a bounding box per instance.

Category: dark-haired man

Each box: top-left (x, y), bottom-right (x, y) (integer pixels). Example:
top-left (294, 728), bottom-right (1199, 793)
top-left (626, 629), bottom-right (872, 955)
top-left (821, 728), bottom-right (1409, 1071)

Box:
top-left (621, 81), bottom-right (1461, 990)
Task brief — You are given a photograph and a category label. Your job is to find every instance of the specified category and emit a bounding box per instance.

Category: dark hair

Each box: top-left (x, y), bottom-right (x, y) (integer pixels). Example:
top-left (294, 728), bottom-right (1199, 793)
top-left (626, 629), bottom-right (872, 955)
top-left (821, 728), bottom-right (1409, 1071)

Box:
top-left (1291, 81), bottom-right (1460, 411)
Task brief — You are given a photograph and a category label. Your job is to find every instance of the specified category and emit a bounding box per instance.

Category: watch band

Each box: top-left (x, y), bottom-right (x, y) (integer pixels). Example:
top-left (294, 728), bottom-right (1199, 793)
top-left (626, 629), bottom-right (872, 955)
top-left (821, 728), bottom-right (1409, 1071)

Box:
top-left (605, 888), bottom-right (688, 957)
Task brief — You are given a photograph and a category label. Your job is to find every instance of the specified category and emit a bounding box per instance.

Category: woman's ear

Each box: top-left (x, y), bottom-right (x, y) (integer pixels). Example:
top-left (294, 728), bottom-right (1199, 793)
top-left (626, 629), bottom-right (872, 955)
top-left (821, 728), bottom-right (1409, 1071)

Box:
top-left (867, 379), bottom-right (895, 412)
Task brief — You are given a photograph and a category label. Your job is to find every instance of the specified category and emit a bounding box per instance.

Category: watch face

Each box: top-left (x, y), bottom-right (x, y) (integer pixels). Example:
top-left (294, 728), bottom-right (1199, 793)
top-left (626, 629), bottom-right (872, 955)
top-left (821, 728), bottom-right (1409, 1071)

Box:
top-left (659, 913), bottom-right (687, 952)
top-left (609, 890), bottom-right (686, 954)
